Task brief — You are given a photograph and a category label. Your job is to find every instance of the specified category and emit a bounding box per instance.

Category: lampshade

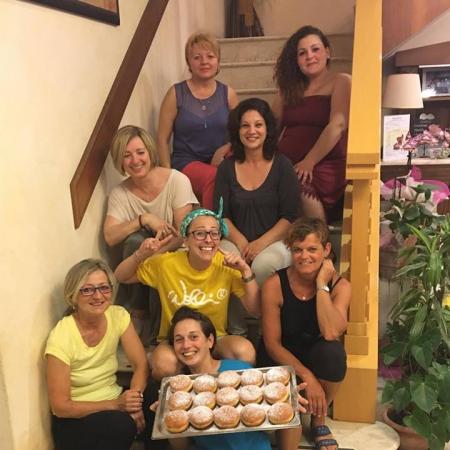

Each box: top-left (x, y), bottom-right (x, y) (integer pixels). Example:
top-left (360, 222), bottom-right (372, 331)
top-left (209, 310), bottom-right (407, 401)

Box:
top-left (382, 74), bottom-right (424, 109)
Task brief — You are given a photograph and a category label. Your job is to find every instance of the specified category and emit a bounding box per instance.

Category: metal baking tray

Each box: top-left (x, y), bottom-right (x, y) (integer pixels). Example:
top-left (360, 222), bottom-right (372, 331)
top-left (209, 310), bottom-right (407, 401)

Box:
top-left (151, 365), bottom-right (300, 440)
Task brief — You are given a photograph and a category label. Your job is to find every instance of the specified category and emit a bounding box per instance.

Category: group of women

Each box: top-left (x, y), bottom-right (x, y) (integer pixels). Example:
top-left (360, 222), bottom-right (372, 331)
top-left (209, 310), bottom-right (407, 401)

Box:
top-left (45, 25), bottom-right (352, 450)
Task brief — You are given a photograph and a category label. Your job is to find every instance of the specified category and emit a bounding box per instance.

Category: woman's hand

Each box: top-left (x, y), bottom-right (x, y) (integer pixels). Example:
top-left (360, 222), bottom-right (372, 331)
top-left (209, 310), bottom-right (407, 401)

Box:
top-left (294, 158), bottom-right (315, 184)
top-left (211, 143), bottom-right (232, 166)
top-left (316, 258), bottom-right (336, 287)
top-left (219, 248), bottom-right (251, 276)
top-left (302, 374), bottom-right (327, 417)
top-left (149, 400), bottom-right (159, 413)
top-left (234, 235), bottom-right (250, 256)
top-left (141, 213), bottom-right (178, 239)
top-left (136, 234), bottom-right (174, 260)
top-left (243, 239), bottom-right (266, 263)
top-left (296, 382), bottom-right (309, 414)
top-left (130, 409), bottom-right (146, 433)
top-left (117, 389), bottom-right (144, 413)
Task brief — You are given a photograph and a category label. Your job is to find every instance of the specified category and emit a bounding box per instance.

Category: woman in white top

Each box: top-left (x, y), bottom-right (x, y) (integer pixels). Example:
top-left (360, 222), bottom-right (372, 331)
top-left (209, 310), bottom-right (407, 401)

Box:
top-left (104, 125), bottom-right (198, 339)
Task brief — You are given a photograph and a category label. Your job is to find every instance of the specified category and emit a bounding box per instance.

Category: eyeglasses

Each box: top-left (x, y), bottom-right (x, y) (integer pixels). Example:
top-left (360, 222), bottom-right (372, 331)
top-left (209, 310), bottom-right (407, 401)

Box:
top-left (188, 230), bottom-right (221, 241)
top-left (79, 284), bottom-right (112, 296)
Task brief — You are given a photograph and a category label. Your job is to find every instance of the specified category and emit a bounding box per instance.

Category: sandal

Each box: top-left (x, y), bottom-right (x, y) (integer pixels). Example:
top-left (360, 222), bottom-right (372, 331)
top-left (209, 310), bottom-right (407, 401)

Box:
top-left (311, 424), bottom-right (339, 450)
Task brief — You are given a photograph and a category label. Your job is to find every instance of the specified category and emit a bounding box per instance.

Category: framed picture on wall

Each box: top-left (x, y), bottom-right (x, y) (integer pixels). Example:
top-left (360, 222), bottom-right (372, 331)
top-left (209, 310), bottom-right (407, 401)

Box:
top-left (29, 0), bottom-right (120, 25)
top-left (421, 65), bottom-right (450, 98)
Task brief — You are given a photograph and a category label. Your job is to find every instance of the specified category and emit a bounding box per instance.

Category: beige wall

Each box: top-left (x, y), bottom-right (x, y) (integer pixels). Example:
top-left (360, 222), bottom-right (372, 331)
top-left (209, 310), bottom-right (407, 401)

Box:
top-left (254, 0), bottom-right (355, 35)
top-left (396, 8), bottom-right (450, 51)
top-left (0, 0), bottom-right (223, 449)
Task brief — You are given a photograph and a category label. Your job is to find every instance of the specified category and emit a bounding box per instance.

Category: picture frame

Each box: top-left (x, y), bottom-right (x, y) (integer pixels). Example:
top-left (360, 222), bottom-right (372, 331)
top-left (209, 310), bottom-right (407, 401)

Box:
top-left (421, 65), bottom-right (450, 98)
top-left (29, 0), bottom-right (120, 26)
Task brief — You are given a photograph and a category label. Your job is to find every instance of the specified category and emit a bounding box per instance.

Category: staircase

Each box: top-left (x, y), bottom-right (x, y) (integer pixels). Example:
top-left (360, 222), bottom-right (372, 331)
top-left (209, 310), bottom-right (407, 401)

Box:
top-left (217, 34), bottom-right (354, 105)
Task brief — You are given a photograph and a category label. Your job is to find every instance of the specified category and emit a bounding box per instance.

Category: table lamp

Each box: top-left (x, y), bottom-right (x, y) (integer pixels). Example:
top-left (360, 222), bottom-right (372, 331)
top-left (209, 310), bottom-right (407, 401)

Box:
top-left (382, 73), bottom-right (424, 167)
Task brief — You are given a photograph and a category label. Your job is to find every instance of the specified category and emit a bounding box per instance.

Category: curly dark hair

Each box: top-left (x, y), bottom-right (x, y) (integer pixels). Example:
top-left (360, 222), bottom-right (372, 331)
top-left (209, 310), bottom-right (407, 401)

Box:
top-left (275, 25), bottom-right (331, 106)
top-left (228, 97), bottom-right (278, 162)
top-left (168, 306), bottom-right (217, 353)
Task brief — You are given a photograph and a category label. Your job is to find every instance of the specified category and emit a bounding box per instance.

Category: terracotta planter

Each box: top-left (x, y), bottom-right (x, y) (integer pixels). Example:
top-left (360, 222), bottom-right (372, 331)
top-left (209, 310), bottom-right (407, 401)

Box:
top-left (382, 407), bottom-right (428, 450)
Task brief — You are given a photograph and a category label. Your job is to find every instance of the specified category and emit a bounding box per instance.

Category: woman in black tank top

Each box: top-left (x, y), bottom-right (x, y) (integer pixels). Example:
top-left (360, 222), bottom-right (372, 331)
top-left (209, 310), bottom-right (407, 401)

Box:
top-left (257, 217), bottom-right (351, 450)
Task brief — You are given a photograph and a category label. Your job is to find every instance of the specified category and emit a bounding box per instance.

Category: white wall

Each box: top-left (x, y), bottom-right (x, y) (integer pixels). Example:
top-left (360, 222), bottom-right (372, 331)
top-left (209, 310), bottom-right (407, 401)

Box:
top-left (254, 0), bottom-right (355, 35)
top-left (0, 0), bottom-right (223, 448)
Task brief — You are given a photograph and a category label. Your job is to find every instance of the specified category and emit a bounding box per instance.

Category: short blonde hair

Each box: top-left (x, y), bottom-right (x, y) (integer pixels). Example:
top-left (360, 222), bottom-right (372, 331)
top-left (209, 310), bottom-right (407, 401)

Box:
top-left (64, 259), bottom-right (117, 310)
top-left (185, 31), bottom-right (220, 70)
top-left (110, 125), bottom-right (158, 176)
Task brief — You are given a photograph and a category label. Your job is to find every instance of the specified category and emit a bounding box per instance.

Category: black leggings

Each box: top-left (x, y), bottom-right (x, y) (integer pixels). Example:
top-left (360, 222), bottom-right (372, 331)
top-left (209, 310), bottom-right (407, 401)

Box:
top-left (52, 410), bottom-right (137, 450)
top-left (257, 338), bottom-right (347, 382)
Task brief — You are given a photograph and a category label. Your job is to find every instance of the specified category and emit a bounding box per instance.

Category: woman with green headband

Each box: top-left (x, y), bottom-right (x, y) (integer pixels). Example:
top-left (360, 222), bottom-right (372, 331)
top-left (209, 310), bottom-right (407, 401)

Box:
top-left (114, 205), bottom-right (260, 380)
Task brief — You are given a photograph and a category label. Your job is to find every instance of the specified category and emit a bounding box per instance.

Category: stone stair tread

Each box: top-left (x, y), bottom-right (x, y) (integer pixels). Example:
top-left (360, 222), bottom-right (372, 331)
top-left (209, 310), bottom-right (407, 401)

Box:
top-left (218, 33), bottom-right (353, 43)
top-left (222, 56), bottom-right (351, 68)
top-left (237, 87), bottom-right (277, 94)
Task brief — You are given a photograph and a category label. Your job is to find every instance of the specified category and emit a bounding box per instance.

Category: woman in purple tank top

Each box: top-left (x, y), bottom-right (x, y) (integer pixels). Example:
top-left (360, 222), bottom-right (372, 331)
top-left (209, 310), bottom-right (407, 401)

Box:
top-left (157, 32), bottom-right (239, 209)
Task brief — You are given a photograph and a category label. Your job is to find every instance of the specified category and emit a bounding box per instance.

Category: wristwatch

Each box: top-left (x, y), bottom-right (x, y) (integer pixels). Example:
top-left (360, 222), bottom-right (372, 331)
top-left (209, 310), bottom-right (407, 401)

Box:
top-left (317, 285), bottom-right (330, 293)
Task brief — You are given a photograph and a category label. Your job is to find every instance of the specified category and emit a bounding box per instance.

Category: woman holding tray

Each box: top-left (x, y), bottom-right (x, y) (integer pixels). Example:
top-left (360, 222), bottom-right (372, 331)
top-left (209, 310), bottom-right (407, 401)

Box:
top-left (257, 218), bottom-right (351, 450)
top-left (150, 306), bottom-right (308, 450)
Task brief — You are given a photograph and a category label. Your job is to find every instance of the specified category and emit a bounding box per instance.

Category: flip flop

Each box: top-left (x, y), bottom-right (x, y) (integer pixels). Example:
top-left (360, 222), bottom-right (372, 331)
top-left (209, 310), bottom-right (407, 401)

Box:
top-left (311, 425), bottom-right (339, 450)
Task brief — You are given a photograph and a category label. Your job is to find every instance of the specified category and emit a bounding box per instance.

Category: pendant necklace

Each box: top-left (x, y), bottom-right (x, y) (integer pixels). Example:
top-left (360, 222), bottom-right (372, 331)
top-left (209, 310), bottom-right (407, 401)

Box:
top-left (199, 99), bottom-right (208, 129)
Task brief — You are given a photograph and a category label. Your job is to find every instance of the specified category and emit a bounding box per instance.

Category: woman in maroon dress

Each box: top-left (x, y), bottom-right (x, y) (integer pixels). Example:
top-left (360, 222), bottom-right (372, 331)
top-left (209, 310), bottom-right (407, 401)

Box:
top-left (273, 25), bottom-right (352, 222)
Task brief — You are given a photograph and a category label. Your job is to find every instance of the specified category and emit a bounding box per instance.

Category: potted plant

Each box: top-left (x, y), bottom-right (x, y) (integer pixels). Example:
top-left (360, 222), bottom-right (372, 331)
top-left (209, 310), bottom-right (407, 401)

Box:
top-left (380, 214), bottom-right (450, 450)
top-left (379, 167), bottom-right (450, 279)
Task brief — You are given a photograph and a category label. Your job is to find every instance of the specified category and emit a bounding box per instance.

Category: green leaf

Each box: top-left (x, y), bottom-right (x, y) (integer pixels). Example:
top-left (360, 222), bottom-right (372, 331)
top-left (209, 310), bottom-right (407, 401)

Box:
top-left (410, 381), bottom-right (437, 414)
top-left (438, 370), bottom-right (450, 404)
top-left (392, 386), bottom-right (410, 412)
top-left (403, 408), bottom-right (432, 439)
top-left (404, 204), bottom-right (420, 221)
top-left (411, 343), bottom-right (433, 370)
top-left (381, 381), bottom-right (395, 404)
top-left (431, 415), bottom-right (450, 449)
top-left (428, 435), bottom-right (444, 450)
top-left (381, 342), bottom-right (404, 365)
top-left (410, 303), bottom-right (428, 339)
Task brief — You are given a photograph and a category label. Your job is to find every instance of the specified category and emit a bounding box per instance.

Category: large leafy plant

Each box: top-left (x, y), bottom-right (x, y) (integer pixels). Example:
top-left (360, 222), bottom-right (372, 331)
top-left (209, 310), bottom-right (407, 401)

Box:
top-left (381, 215), bottom-right (450, 450)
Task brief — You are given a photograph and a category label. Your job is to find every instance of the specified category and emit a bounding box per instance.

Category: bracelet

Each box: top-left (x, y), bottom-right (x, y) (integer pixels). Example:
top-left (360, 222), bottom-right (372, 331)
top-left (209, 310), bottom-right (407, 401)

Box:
top-left (138, 214), bottom-right (144, 230)
top-left (242, 272), bottom-right (256, 283)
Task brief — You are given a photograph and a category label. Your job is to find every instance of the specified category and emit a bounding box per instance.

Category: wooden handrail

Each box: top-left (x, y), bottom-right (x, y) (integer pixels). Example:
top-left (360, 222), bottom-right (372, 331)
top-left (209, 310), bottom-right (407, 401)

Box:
top-left (70, 0), bottom-right (169, 229)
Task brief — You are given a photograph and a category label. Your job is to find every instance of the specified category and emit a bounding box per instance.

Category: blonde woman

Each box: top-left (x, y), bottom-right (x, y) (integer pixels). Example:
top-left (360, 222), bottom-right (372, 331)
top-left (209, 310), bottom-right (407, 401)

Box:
top-left (104, 125), bottom-right (197, 336)
top-left (157, 32), bottom-right (239, 209)
top-left (45, 259), bottom-right (149, 450)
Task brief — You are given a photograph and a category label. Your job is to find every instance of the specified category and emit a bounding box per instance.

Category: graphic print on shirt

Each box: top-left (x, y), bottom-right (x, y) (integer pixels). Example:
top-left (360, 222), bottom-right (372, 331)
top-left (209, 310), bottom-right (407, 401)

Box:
top-left (168, 280), bottom-right (228, 307)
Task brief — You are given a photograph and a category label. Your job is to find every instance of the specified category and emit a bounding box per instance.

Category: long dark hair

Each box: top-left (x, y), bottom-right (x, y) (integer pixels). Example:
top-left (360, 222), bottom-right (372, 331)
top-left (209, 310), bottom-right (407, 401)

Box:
top-left (168, 306), bottom-right (217, 353)
top-left (228, 97), bottom-right (278, 162)
top-left (275, 25), bottom-right (330, 105)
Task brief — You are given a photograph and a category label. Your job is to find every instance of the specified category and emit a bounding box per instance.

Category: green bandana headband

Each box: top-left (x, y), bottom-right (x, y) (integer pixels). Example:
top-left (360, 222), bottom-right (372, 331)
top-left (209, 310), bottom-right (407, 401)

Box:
top-left (180, 198), bottom-right (229, 238)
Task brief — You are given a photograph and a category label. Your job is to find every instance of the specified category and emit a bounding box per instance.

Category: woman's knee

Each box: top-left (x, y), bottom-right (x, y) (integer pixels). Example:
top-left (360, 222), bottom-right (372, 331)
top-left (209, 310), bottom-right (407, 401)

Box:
top-left (308, 340), bottom-right (346, 382)
top-left (150, 344), bottom-right (181, 380)
top-left (252, 244), bottom-right (291, 285)
top-left (216, 336), bottom-right (256, 365)
top-left (122, 231), bottom-right (149, 258)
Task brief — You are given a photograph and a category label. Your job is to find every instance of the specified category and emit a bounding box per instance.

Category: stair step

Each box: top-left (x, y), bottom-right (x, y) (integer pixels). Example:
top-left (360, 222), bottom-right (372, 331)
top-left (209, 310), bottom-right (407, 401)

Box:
top-left (218, 57), bottom-right (352, 90)
top-left (235, 87), bottom-right (277, 103)
top-left (219, 34), bottom-right (354, 63)
top-left (219, 35), bottom-right (288, 63)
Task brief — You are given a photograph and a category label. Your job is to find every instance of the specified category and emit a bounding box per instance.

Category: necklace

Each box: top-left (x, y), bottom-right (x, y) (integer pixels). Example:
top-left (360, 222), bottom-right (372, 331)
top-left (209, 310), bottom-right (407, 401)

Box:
top-left (198, 98), bottom-right (210, 128)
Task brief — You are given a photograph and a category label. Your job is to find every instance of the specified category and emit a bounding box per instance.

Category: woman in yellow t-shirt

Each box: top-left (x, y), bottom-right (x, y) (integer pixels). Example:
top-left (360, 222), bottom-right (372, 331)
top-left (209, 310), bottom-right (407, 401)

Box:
top-left (115, 205), bottom-right (261, 380)
top-left (45, 259), bottom-right (149, 450)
